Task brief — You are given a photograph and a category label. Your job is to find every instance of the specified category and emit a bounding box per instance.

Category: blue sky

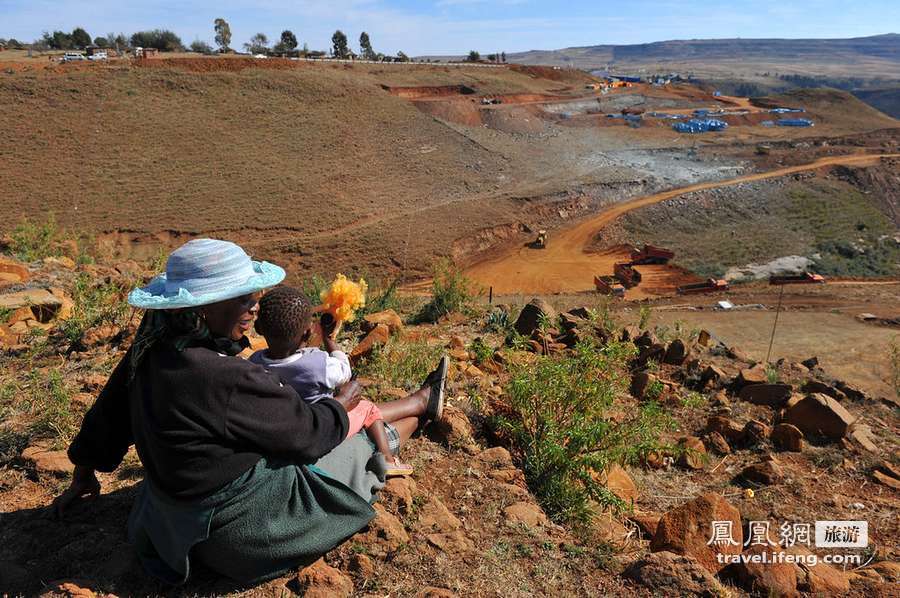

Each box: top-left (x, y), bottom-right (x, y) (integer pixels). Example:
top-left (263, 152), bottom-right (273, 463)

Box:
top-left (1, 0), bottom-right (897, 55)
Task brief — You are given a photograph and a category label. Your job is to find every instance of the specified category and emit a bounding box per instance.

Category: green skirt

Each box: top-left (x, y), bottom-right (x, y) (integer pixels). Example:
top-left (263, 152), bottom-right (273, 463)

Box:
top-left (128, 432), bottom-right (387, 585)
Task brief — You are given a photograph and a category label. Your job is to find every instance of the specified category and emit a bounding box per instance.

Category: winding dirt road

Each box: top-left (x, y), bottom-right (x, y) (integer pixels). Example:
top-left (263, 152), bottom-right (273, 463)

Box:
top-left (458, 153), bottom-right (899, 296)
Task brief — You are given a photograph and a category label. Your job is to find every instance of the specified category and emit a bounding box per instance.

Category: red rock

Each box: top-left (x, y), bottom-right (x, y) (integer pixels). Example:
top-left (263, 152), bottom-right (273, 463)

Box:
top-left (739, 383), bottom-right (792, 407)
top-left (514, 298), bottom-right (556, 338)
top-left (448, 335), bottom-right (465, 350)
top-left (771, 423), bottom-right (804, 452)
top-left (650, 493), bottom-right (743, 574)
top-left (381, 477), bottom-right (416, 514)
top-left (416, 497), bottom-right (462, 532)
top-left (503, 501), bottom-right (549, 528)
top-left (598, 463), bottom-right (639, 505)
top-left (21, 444), bottom-right (73, 475)
top-left (697, 330), bottom-right (711, 347)
top-left (624, 551), bottom-right (726, 596)
top-left (706, 415), bottom-right (745, 445)
top-left (415, 587), bottom-right (459, 598)
top-left (630, 513), bottom-right (661, 538)
top-left (426, 530), bottom-right (475, 554)
top-left (784, 393), bottom-right (856, 440)
top-left (731, 545), bottom-right (799, 597)
top-left (701, 364), bottom-right (727, 386)
top-left (872, 561), bottom-right (900, 582)
top-left (737, 366), bottom-right (768, 388)
top-left (743, 420), bottom-right (771, 445)
top-left (295, 558), bottom-right (353, 598)
top-left (357, 503), bottom-right (409, 556)
top-left (663, 339), bottom-right (687, 365)
top-left (476, 446), bottom-right (513, 468)
top-left (677, 436), bottom-right (707, 470)
top-left (630, 370), bottom-right (653, 400)
top-left (739, 459), bottom-right (784, 486)
top-left (873, 470), bottom-right (900, 490)
top-left (704, 431), bottom-right (731, 455)
top-left (427, 405), bottom-right (474, 449)
top-left (347, 553), bottom-right (374, 578)
top-left (361, 309), bottom-right (403, 335)
top-left (847, 424), bottom-right (879, 454)
top-left (0, 256), bottom-right (29, 284)
top-left (349, 323), bottom-right (390, 363)
top-left (788, 546), bottom-right (850, 593)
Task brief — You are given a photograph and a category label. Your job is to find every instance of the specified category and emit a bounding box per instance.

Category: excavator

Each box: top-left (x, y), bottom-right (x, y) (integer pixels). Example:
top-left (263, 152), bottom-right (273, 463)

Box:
top-left (530, 230), bottom-right (548, 249)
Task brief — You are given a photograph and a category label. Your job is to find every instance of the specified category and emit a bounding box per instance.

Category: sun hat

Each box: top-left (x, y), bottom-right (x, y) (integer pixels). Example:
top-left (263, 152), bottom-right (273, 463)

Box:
top-left (128, 239), bottom-right (285, 310)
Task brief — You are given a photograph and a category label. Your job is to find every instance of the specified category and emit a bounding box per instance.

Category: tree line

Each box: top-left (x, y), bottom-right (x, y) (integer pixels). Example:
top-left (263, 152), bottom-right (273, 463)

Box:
top-left (4, 19), bottom-right (506, 64)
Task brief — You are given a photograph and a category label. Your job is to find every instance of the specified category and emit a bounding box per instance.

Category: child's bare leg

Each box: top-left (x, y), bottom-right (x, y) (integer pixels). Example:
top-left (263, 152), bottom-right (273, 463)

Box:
top-left (366, 420), bottom-right (396, 462)
top-left (375, 388), bottom-right (429, 423)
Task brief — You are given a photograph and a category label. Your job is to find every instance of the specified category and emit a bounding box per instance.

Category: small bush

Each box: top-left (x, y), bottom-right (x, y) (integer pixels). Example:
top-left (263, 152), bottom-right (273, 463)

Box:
top-left (417, 259), bottom-right (479, 323)
top-left (495, 338), bottom-right (674, 524)
top-left (468, 337), bottom-right (494, 365)
top-left (59, 273), bottom-right (129, 346)
top-left (9, 216), bottom-right (59, 262)
top-left (354, 338), bottom-right (444, 390)
top-left (1, 369), bottom-right (79, 447)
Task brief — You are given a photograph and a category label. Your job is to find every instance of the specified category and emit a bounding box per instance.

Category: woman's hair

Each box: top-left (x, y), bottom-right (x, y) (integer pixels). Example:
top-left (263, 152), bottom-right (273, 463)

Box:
top-left (255, 286), bottom-right (313, 340)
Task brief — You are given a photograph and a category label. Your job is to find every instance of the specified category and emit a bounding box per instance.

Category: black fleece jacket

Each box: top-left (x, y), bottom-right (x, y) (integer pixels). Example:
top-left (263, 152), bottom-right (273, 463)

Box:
top-left (68, 340), bottom-right (350, 500)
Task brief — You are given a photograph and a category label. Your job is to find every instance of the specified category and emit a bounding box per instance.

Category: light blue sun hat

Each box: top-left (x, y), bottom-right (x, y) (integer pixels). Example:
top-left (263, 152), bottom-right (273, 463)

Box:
top-left (128, 239), bottom-right (286, 310)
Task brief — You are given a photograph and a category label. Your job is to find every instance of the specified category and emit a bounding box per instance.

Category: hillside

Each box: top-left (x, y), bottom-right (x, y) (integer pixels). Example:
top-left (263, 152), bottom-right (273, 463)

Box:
top-left (0, 57), bottom-right (897, 290)
top-left (504, 34), bottom-right (900, 78)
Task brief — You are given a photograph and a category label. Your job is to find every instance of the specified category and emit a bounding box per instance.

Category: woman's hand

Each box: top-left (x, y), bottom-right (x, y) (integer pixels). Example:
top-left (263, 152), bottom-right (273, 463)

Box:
top-left (51, 465), bottom-right (100, 519)
top-left (334, 380), bottom-right (362, 413)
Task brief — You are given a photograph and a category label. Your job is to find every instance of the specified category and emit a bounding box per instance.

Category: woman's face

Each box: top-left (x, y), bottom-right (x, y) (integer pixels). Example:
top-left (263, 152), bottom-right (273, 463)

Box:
top-left (201, 293), bottom-right (261, 340)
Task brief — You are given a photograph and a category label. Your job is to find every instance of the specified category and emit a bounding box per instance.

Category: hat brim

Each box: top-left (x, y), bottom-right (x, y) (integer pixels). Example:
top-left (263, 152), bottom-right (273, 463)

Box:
top-left (128, 260), bottom-right (286, 310)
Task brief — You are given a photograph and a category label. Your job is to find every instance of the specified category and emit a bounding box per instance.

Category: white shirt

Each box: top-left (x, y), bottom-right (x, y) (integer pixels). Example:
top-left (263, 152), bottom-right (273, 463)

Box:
top-left (252, 347), bottom-right (352, 390)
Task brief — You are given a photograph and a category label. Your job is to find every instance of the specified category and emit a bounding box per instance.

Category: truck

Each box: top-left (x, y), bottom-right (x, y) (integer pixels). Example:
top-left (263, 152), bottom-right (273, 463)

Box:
top-left (630, 244), bottom-right (674, 265)
top-left (613, 262), bottom-right (642, 288)
top-left (594, 275), bottom-right (626, 298)
top-left (769, 272), bottom-right (825, 285)
top-left (676, 278), bottom-right (729, 295)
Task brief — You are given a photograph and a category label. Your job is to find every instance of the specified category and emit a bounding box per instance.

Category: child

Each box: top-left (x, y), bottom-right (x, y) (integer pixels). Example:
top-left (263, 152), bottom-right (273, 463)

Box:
top-left (250, 286), bottom-right (425, 476)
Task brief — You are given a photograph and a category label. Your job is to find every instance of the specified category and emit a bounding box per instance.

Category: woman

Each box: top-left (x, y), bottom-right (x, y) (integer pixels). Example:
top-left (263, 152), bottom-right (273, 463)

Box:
top-left (53, 239), bottom-right (447, 585)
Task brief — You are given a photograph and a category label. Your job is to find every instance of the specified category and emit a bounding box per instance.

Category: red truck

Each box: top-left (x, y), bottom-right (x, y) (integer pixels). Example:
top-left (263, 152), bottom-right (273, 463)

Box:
top-left (613, 262), bottom-right (642, 288)
top-left (594, 275), bottom-right (626, 298)
top-left (677, 278), bottom-right (729, 295)
top-left (630, 244), bottom-right (675, 265)
top-left (769, 272), bottom-right (825, 285)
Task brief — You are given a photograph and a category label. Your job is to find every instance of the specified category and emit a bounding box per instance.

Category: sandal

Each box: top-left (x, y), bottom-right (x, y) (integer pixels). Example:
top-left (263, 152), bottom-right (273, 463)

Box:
top-left (424, 355), bottom-right (448, 422)
top-left (385, 459), bottom-right (414, 477)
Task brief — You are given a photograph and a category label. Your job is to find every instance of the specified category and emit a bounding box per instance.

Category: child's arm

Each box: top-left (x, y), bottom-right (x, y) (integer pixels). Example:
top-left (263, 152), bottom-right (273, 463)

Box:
top-left (324, 349), bottom-right (352, 388)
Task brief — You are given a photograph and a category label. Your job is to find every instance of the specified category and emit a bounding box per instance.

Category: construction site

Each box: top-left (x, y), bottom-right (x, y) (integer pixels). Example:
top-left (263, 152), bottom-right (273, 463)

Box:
top-left (0, 50), bottom-right (899, 597)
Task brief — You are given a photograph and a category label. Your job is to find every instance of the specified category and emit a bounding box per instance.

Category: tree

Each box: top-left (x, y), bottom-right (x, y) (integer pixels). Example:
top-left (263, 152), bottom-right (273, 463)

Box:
top-left (486, 53), bottom-right (497, 62)
top-left (396, 50), bottom-right (409, 62)
top-left (467, 50), bottom-right (480, 62)
top-left (359, 31), bottom-right (375, 60)
top-left (93, 36), bottom-right (108, 47)
top-left (273, 30), bottom-right (298, 54)
top-left (190, 39), bottom-right (213, 54)
top-left (331, 30), bottom-right (349, 59)
top-left (501, 51), bottom-right (506, 63)
top-left (213, 18), bottom-right (232, 52)
top-left (43, 30), bottom-right (73, 50)
top-left (244, 33), bottom-right (269, 55)
top-left (130, 30), bottom-right (182, 51)
top-left (71, 27), bottom-right (91, 49)
top-left (107, 32), bottom-right (128, 49)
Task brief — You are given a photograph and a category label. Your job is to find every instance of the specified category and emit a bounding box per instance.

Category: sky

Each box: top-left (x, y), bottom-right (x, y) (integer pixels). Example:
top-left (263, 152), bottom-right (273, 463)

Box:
top-left (1, 0), bottom-right (898, 56)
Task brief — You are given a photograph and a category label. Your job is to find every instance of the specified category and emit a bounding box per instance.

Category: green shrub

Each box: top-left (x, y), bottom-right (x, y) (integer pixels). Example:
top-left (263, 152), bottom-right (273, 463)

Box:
top-left (9, 216), bottom-right (60, 262)
top-left (417, 258), bottom-right (479, 323)
top-left (495, 338), bottom-right (674, 524)
top-left (59, 273), bottom-right (129, 346)
top-left (468, 337), bottom-right (494, 365)
top-left (354, 338), bottom-right (445, 390)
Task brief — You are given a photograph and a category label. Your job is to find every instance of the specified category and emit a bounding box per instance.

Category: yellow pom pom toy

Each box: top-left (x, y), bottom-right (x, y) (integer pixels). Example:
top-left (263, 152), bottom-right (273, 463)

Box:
top-left (320, 274), bottom-right (368, 323)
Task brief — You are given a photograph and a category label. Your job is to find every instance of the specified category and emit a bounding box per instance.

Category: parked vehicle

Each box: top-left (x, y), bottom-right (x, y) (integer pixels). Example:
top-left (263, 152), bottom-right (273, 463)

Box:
top-left (87, 51), bottom-right (107, 61)
top-left (769, 272), bottom-right (825, 285)
top-left (630, 244), bottom-right (674, 265)
top-left (61, 52), bottom-right (86, 62)
top-left (677, 279), bottom-right (729, 294)
top-left (613, 262), bottom-right (642, 288)
top-left (594, 275), bottom-right (625, 298)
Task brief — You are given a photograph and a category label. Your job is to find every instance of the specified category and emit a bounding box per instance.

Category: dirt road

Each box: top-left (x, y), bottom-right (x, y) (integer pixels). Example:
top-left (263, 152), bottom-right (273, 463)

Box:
top-left (460, 153), bottom-right (900, 295)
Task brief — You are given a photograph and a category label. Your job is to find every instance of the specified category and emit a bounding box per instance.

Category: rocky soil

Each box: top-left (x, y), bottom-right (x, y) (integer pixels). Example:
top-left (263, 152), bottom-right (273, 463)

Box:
top-left (0, 248), bottom-right (898, 597)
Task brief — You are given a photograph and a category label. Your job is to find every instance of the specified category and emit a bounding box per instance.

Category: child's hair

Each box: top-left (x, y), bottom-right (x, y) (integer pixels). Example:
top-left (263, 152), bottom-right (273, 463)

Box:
top-left (255, 286), bottom-right (313, 340)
